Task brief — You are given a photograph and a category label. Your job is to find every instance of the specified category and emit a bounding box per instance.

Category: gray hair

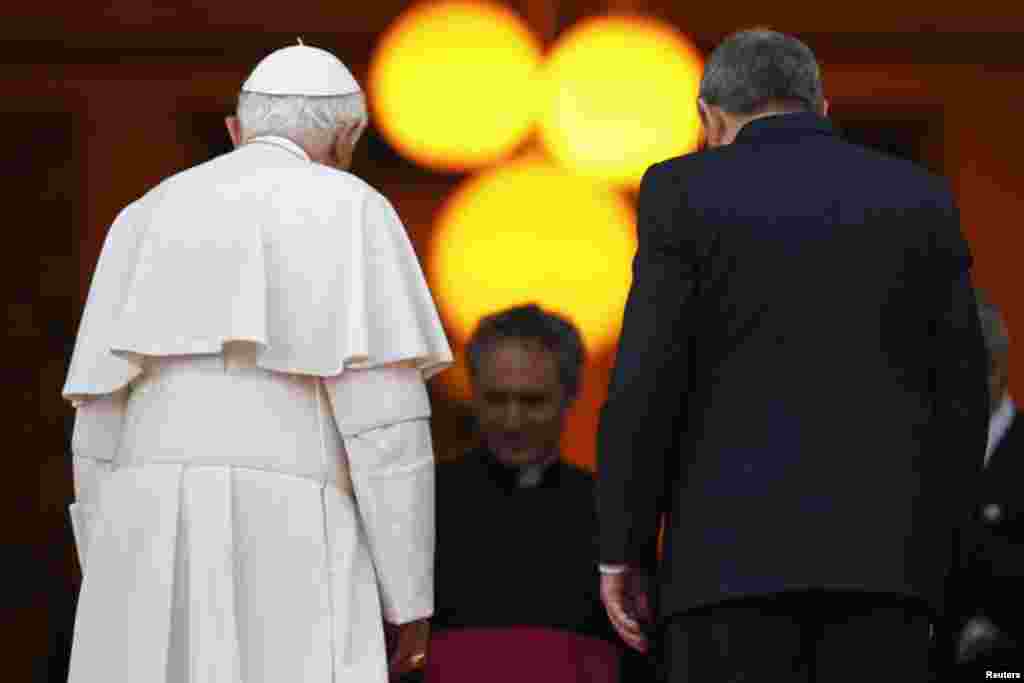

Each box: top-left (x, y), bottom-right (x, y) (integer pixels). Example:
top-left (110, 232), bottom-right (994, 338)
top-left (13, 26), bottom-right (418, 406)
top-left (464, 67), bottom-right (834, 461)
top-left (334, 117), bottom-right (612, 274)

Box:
top-left (699, 28), bottom-right (824, 115)
top-left (236, 91), bottom-right (368, 152)
top-left (466, 304), bottom-right (585, 403)
top-left (976, 289), bottom-right (1011, 360)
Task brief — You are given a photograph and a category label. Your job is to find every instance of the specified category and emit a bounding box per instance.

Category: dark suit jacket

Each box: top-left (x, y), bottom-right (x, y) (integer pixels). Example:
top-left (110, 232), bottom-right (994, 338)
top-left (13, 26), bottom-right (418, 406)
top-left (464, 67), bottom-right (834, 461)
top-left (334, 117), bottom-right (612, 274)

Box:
top-left (596, 112), bottom-right (990, 621)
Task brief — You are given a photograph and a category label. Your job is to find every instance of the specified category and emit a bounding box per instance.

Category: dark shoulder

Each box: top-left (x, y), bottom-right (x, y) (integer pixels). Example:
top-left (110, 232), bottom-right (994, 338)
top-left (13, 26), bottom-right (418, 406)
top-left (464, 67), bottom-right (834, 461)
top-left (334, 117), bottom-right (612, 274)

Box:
top-left (641, 151), bottom-right (712, 191)
top-left (556, 461), bottom-right (596, 491)
top-left (655, 133), bottom-right (952, 203)
top-left (437, 451), bottom-right (486, 481)
top-left (652, 143), bottom-right (747, 182)
top-left (435, 452), bottom-right (489, 515)
top-left (640, 147), bottom-right (753, 213)
top-left (834, 137), bottom-right (952, 200)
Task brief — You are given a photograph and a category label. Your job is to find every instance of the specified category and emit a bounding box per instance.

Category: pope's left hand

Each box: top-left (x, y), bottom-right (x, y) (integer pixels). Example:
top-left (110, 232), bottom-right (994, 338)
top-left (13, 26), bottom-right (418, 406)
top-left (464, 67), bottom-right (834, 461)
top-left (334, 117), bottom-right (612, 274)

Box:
top-left (600, 568), bottom-right (653, 653)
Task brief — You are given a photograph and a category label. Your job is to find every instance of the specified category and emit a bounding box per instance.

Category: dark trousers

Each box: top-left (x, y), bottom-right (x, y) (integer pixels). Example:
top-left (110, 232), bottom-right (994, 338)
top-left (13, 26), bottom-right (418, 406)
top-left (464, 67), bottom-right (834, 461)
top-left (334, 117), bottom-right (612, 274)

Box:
top-left (659, 592), bottom-right (934, 683)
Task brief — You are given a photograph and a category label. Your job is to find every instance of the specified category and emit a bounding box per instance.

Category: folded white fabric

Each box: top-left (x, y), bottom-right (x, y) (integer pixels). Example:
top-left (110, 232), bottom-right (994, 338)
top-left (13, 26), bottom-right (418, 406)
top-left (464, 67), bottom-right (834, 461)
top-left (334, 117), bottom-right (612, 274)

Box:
top-left (62, 143), bottom-right (453, 405)
top-left (323, 365), bottom-right (431, 436)
top-left (324, 365), bottom-right (435, 623)
top-left (344, 420), bottom-right (435, 624)
top-left (60, 138), bottom-right (453, 672)
top-left (68, 501), bottom-right (90, 568)
top-left (69, 392), bottom-right (125, 569)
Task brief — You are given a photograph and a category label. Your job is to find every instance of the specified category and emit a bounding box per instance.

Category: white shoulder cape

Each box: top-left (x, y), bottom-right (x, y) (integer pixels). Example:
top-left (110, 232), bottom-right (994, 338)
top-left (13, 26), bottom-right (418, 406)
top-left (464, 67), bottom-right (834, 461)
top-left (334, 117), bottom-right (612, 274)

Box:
top-left (63, 143), bottom-right (453, 403)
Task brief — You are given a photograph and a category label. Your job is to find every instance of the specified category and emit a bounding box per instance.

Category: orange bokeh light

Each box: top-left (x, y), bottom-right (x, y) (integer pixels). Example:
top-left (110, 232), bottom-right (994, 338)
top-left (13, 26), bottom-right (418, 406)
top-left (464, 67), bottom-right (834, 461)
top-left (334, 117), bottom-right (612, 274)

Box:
top-left (538, 16), bottom-right (704, 188)
top-left (368, 1), bottom-right (543, 172)
top-left (427, 157), bottom-right (637, 400)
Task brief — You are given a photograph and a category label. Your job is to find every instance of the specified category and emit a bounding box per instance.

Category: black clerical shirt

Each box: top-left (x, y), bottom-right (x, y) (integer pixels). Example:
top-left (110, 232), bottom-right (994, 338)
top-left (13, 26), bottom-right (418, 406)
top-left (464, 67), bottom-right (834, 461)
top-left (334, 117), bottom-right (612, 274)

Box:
top-left (433, 445), bottom-right (614, 641)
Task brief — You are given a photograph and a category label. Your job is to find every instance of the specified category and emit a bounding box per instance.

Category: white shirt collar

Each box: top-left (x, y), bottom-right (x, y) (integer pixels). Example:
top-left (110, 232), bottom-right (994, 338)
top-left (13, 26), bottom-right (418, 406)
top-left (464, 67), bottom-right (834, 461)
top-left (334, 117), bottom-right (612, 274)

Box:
top-left (986, 393), bottom-right (1015, 467)
top-left (245, 135), bottom-right (311, 162)
top-left (517, 462), bottom-right (547, 488)
top-left (515, 453), bottom-right (559, 488)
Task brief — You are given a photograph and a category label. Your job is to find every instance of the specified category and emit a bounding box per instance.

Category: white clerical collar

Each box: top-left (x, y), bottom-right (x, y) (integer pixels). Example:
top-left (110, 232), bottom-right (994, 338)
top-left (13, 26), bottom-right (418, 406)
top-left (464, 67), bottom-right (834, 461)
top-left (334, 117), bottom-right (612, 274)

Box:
top-left (246, 135), bottom-right (311, 162)
top-left (985, 393), bottom-right (1015, 467)
top-left (516, 455), bottom-right (558, 488)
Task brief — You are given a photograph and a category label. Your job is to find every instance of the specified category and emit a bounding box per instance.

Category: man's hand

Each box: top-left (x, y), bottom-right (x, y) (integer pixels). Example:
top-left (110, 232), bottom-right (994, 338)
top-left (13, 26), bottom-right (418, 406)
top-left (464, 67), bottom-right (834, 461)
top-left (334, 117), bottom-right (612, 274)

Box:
top-left (384, 617), bottom-right (430, 679)
top-left (600, 568), bottom-right (653, 653)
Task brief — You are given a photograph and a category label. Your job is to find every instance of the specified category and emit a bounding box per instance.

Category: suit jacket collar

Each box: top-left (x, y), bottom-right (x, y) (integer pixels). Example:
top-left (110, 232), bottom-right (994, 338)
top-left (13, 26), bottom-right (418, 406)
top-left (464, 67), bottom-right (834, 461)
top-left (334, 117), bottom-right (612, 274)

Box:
top-left (734, 112), bottom-right (835, 144)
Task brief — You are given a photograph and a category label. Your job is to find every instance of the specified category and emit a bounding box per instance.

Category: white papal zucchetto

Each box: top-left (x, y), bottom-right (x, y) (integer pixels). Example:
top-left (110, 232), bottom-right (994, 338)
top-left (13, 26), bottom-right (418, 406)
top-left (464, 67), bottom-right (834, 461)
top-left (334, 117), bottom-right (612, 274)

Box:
top-left (242, 42), bottom-right (362, 96)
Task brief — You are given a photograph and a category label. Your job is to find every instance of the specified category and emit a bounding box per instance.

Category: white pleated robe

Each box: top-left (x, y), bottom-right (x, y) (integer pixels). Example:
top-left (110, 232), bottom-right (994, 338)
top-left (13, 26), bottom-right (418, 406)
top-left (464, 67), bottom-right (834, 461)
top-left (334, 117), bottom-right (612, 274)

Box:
top-left (62, 136), bottom-right (453, 683)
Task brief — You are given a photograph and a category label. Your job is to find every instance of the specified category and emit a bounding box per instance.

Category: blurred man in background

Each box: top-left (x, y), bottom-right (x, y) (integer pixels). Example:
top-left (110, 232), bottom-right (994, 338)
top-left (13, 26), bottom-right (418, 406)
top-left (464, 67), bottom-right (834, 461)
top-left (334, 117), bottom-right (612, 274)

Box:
top-left (428, 304), bottom-right (632, 682)
top-left (951, 289), bottom-right (1022, 672)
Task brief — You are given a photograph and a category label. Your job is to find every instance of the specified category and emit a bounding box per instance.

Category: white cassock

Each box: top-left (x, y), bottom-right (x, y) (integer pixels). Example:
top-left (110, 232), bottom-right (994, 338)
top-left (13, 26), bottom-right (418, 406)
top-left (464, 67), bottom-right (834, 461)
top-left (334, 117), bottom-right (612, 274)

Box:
top-left (62, 134), bottom-right (453, 683)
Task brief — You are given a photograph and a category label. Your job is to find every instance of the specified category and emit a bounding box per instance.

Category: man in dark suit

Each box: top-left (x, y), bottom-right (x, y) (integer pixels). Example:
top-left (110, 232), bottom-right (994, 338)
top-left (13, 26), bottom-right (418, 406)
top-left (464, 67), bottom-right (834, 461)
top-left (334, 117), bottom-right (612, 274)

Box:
top-left (952, 290), bottom-right (1022, 672)
top-left (595, 29), bottom-right (990, 682)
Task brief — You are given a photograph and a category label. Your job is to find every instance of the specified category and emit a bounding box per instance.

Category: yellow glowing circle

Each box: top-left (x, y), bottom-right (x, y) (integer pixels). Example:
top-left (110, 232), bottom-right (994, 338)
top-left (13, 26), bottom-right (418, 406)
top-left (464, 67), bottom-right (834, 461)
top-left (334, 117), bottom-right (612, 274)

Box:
top-left (368, 1), bottom-right (543, 172)
top-left (538, 16), bottom-right (704, 188)
top-left (428, 159), bottom-right (637, 372)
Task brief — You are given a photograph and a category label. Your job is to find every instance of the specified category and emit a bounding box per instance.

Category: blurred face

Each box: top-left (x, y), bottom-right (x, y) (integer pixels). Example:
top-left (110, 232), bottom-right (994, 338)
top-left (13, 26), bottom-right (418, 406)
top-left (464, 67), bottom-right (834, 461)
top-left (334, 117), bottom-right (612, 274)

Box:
top-left (472, 338), bottom-right (568, 468)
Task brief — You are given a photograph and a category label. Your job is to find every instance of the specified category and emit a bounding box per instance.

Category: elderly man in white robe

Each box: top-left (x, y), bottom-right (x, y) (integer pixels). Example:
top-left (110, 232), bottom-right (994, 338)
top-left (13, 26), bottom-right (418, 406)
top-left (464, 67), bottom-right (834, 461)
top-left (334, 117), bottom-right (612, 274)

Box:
top-left (62, 43), bottom-right (452, 683)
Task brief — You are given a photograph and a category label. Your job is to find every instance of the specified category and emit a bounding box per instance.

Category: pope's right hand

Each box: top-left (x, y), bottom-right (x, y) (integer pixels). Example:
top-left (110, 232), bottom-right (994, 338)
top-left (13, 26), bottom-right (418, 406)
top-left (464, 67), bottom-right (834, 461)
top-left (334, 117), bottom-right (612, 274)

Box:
top-left (385, 617), bottom-right (430, 679)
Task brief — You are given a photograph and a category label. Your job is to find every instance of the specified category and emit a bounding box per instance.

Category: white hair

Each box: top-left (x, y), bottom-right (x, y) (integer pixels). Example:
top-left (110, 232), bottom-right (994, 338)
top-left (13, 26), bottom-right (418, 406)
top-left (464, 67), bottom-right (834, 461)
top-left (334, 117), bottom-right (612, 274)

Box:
top-left (236, 91), bottom-right (368, 153)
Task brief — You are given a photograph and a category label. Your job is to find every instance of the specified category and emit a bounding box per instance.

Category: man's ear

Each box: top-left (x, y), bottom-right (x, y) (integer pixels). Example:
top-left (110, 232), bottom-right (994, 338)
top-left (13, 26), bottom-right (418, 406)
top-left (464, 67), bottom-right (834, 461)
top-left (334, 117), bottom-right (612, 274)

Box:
top-left (325, 129), bottom-right (343, 167)
top-left (342, 119), bottom-right (363, 145)
top-left (329, 122), bottom-right (354, 156)
top-left (698, 99), bottom-right (726, 148)
top-left (225, 116), bottom-right (242, 148)
top-left (821, 99), bottom-right (830, 117)
top-left (695, 99), bottom-right (709, 152)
